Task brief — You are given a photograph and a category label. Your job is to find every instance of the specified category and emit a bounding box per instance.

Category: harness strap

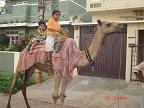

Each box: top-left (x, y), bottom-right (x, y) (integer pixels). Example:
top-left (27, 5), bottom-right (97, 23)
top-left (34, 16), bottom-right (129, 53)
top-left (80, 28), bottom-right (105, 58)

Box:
top-left (85, 50), bottom-right (95, 66)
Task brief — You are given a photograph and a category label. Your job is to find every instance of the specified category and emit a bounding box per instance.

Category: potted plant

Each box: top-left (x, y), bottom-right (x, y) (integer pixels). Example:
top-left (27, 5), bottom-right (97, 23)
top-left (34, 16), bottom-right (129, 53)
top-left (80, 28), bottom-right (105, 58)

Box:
top-left (10, 20), bottom-right (14, 23)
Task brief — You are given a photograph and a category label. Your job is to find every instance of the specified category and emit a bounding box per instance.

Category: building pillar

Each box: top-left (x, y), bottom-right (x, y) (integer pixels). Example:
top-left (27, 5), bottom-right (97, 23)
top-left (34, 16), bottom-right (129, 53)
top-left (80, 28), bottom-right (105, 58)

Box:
top-left (125, 24), bottom-right (138, 81)
top-left (73, 25), bottom-right (80, 76)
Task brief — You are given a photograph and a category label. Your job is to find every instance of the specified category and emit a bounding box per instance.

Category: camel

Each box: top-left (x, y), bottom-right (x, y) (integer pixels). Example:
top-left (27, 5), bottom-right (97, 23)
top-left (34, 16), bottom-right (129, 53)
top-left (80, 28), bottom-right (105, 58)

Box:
top-left (7, 20), bottom-right (123, 108)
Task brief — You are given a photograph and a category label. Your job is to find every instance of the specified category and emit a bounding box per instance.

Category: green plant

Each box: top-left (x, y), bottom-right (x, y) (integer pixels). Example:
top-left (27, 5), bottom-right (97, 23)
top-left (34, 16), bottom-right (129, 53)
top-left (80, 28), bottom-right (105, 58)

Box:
top-left (21, 20), bottom-right (27, 23)
top-left (4, 44), bottom-right (22, 52)
top-left (0, 34), bottom-right (10, 47)
top-left (0, 73), bottom-right (35, 94)
top-left (0, 45), bottom-right (7, 51)
top-left (3, 21), bottom-right (8, 24)
top-left (21, 21), bottom-right (24, 23)
top-left (15, 19), bottom-right (19, 23)
top-left (72, 16), bottom-right (78, 21)
top-left (10, 20), bottom-right (14, 23)
top-left (65, 18), bottom-right (70, 21)
top-left (0, 6), bottom-right (5, 15)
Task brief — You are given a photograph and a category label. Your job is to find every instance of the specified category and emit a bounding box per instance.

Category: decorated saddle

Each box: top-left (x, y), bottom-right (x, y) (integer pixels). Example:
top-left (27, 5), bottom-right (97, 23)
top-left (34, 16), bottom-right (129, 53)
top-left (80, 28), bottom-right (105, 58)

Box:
top-left (16, 29), bottom-right (84, 82)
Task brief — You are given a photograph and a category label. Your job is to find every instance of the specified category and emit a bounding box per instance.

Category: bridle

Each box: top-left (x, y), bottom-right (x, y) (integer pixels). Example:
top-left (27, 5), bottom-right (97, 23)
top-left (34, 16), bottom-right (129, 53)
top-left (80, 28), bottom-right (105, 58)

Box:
top-left (85, 49), bottom-right (95, 71)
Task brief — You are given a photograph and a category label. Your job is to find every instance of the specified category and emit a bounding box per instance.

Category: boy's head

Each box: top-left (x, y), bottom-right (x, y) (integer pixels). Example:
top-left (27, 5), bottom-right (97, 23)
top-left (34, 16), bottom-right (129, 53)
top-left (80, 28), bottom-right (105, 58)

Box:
top-left (52, 10), bottom-right (61, 20)
top-left (38, 20), bottom-right (47, 31)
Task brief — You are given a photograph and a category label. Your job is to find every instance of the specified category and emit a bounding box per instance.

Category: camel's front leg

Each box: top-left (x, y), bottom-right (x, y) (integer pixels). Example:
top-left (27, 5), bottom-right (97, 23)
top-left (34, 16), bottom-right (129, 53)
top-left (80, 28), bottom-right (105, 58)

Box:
top-left (21, 69), bottom-right (34, 108)
top-left (7, 73), bottom-right (19, 108)
top-left (53, 71), bottom-right (62, 108)
top-left (60, 77), bottom-right (68, 108)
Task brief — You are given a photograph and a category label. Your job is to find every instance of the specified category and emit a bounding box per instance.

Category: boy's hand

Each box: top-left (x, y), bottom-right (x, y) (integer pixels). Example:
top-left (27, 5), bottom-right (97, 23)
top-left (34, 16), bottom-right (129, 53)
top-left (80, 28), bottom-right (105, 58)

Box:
top-left (53, 29), bottom-right (59, 32)
top-left (48, 28), bottom-right (59, 32)
top-left (58, 29), bottom-right (62, 32)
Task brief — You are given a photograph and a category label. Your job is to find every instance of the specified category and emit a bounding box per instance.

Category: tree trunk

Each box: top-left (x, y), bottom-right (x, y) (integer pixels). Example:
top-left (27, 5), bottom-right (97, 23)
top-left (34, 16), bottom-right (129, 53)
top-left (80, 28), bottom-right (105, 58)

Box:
top-left (51, 0), bottom-right (58, 10)
top-left (38, 0), bottom-right (45, 20)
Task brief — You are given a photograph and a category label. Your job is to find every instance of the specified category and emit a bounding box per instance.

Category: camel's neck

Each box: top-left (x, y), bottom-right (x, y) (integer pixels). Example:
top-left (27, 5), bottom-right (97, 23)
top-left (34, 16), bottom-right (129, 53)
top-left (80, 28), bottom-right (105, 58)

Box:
top-left (78, 26), bottom-right (105, 66)
top-left (88, 26), bottom-right (105, 60)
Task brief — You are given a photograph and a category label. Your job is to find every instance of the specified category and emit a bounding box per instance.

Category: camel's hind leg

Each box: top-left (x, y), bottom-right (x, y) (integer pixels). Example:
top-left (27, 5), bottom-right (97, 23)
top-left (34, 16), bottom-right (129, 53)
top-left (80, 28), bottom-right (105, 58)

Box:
top-left (21, 68), bottom-right (34, 108)
top-left (7, 73), bottom-right (19, 108)
top-left (60, 77), bottom-right (68, 108)
top-left (53, 71), bottom-right (63, 108)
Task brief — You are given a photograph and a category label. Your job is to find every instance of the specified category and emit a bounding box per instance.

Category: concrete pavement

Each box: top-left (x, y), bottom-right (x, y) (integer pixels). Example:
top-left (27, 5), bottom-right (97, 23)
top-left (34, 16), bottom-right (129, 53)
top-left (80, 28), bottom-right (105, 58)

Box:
top-left (0, 76), bottom-right (144, 108)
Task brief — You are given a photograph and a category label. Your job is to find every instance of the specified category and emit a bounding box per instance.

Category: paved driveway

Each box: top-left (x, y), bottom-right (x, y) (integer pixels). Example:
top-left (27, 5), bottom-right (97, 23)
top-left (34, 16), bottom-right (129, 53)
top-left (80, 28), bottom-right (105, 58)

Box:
top-left (0, 76), bottom-right (144, 108)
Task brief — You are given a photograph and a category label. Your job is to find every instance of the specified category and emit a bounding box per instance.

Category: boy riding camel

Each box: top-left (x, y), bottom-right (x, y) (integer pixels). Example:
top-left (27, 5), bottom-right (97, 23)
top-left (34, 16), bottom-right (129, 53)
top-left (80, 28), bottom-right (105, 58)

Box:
top-left (45, 10), bottom-right (62, 65)
top-left (27, 20), bottom-right (47, 53)
top-left (27, 10), bottom-right (68, 65)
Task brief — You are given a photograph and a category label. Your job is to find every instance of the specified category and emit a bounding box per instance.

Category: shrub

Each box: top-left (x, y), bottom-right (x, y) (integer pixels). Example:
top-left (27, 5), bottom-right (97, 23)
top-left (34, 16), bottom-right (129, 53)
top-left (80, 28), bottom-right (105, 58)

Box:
top-left (4, 44), bottom-right (22, 52)
top-left (0, 45), bottom-right (7, 51)
top-left (15, 20), bottom-right (19, 23)
top-left (10, 20), bottom-right (14, 23)
top-left (3, 21), bottom-right (8, 24)
top-left (0, 73), bottom-right (35, 94)
top-left (0, 34), bottom-right (10, 47)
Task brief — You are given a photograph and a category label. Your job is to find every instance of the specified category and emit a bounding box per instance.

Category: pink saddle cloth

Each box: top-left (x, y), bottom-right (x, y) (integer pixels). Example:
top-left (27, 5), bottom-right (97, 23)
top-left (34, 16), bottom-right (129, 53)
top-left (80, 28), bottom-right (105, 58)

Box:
top-left (16, 42), bottom-right (48, 74)
top-left (16, 38), bottom-right (84, 82)
top-left (52, 38), bottom-right (84, 82)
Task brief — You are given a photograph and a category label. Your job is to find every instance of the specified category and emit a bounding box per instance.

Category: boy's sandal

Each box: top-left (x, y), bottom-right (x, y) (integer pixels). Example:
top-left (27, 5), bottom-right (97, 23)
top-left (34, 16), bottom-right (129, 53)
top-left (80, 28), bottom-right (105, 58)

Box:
top-left (47, 60), bottom-right (52, 65)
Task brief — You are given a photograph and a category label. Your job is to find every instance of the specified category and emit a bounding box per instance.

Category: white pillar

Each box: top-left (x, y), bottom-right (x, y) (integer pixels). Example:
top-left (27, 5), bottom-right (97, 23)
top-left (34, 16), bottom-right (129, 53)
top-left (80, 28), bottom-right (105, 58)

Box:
top-left (125, 24), bottom-right (138, 81)
top-left (73, 26), bottom-right (80, 76)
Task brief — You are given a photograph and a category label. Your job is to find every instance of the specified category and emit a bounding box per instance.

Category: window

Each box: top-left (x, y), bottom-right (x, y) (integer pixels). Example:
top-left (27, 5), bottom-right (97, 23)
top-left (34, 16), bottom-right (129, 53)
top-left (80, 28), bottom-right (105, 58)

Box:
top-left (90, 4), bottom-right (94, 8)
top-left (10, 36), bottom-right (18, 45)
top-left (90, 3), bottom-right (102, 8)
top-left (5, 30), bottom-right (19, 45)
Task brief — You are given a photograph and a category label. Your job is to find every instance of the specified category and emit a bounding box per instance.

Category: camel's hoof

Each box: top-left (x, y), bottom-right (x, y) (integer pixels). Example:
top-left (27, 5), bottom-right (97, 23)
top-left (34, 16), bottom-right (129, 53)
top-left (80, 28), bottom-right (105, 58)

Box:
top-left (52, 96), bottom-right (60, 100)
top-left (26, 105), bottom-right (31, 108)
top-left (52, 96), bottom-right (60, 104)
top-left (60, 94), bottom-right (67, 98)
top-left (6, 104), bottom-right (11, 108)
top-left (60, 94), bottom-right (67, 103)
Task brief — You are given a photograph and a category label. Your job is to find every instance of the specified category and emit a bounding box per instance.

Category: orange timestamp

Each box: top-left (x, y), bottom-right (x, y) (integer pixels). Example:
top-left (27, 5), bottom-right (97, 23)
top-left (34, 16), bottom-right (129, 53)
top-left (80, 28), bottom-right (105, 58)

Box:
top-left (104, 95), bottom-right (128, 101)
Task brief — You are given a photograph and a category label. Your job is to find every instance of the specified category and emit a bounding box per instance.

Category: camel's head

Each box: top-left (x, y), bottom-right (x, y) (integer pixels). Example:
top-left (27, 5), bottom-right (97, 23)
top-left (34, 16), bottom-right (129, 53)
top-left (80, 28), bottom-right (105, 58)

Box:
top-left (97, 20), bottom-right (123, 35)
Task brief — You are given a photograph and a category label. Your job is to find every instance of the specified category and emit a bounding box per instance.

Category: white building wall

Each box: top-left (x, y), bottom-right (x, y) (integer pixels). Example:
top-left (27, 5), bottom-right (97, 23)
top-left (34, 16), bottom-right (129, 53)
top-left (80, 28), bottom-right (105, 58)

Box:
top-left (0, 51), bottom-right (20, 73)
top-left (87, 0), bottom-right (144, 12)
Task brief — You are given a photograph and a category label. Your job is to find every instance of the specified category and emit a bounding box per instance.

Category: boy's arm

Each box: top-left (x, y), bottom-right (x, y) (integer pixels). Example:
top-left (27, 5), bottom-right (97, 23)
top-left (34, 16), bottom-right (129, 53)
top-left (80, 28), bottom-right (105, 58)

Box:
top-left (47, 28), bottom-right (60, 32)
top-left (47, 20), bottom-right (61, 32)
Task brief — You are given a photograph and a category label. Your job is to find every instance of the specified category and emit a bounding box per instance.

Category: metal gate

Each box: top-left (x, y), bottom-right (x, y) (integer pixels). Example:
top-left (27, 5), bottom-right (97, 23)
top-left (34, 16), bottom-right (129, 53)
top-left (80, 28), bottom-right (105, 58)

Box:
top-left (79, 26), bottom-right (127, 79)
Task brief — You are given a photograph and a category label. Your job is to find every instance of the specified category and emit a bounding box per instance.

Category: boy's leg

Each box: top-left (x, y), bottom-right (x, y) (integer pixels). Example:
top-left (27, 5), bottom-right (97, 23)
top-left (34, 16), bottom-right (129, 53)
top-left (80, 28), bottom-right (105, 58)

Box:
top-left (29, 40), bottom-right (39, 52)
top-left (47, 51), bottom-right (53, 65)
top-left (26, 43), bottom-right (31, 52)
top-left (54, 37), bottom-right (62, 53)
top-left (45, 36), bottom-right (55, 65)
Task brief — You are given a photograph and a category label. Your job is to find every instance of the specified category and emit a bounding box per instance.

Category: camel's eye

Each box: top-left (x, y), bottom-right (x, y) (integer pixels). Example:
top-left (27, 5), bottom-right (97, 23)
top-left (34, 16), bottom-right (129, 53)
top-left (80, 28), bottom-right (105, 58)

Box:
top-left (106, 23), bottom-right (111, 27)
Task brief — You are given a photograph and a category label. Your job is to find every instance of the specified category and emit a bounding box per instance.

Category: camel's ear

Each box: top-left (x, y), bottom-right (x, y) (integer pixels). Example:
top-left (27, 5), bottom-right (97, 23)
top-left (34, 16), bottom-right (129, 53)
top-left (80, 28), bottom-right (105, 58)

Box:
top-left (97, 20), bottom-right (102, 26)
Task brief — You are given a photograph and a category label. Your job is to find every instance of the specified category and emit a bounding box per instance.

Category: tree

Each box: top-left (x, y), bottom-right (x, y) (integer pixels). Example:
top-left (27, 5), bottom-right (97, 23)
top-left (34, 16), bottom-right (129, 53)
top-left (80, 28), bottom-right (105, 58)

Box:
top-left (38, 0), bottom-right (45, 20)
top-left (38, 0), bottom-right (59, 20)
top-left (0, 6), bottom-right (5, 15)
top-left (51, 0), bottom-right (58, 10)
top-left (0, 34), bottom-right (10, 51)
top-left (0, 34), bottom-right (10, 46)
